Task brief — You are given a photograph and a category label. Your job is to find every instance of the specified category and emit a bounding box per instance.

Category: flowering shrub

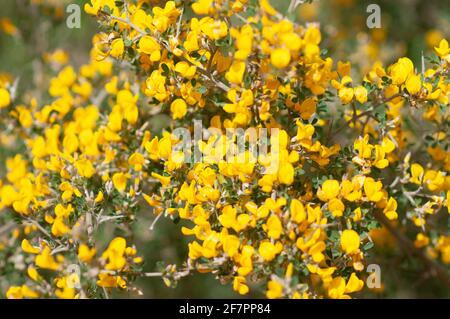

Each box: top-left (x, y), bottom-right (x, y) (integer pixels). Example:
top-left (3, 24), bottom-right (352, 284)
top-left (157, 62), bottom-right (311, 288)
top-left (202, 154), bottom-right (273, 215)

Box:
top-left (0, 0), bottom-right (449, 299)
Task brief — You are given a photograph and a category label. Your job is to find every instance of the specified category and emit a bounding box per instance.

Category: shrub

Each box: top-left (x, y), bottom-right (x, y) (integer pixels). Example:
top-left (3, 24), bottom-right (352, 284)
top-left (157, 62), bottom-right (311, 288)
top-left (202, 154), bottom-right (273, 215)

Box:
top-left (0, 0), bottom-right (449, 299)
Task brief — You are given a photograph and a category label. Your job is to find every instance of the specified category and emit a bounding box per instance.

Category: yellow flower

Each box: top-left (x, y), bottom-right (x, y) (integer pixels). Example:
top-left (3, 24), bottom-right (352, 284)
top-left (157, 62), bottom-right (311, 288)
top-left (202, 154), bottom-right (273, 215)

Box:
top-left (218, 205), bottom-right (250, 232)
top-left (0, 88), bottom-right (11, 108)
top-left (338, 87), bottom-right (354, 104)
top-left (138, 36), bottom-right (161, 61)
top-left (266, 279), bottom-right (283, 299)
top-left (340, 229), bottom-right (360, 254)
top-left (95, 191), bottom-right (104, 203)
top-left (354, 135), bottom-right (373, 159)
top-left (221, 234), bottom-right (240, 258)
top-left (174, 62), bottom-right (196, 79)
top-left (265, 215), bottom-right (283, 239)
top-left (35, 246), bottom-right (60, 270)
top-left (383, 197), bottom-right (398, 220)
top-left (317, 179), bottom-right (340, 201)
top-left (6, 285), bottom-right (39, 299)
top-left (259, 0), bottom-right (278, 16)
top-left (17, 106), bottom-right (33, 128)
top-left (97, 272), bottom-right (125, 288)
top-left (110, 38), bottom-right (124, 58)
top-left (278, 162), bottom-right (294, 185)
top-left (27, 266), bottom-right (41, 281)
top-left (373, 145), bottom-right (389, 169)
top-left (170, 98), bottom-right (188, 120)
top-left (309, 241), bottom-right (326, 262)
top-left (423, 170), bottom-right (445, 192)
top-left (390, 57), bottom-right (413, 85)
top-left (363, 177), bottom-right (383, 202)
top-left (225, 61), bottom-right (245, 85)
top-left (51, 217), bottom-right (71, 237)
top-left (145, 70), bottom-right (168, 101)
top-left (128, 152), bottom-right (145, 171)
top-left (410, 163), bottom-right (424, 184)
top-left (270, 48), bottom-right (291, 69)
top-left (201, 19), bottom-right (228, 40)
top-left (434, 39), bottom-right (450, 57)
top-left (297, 97), bottom-right (316, 120)
top-left (352, 207), bottom-right (362, 222)
top-left (414, 233), bottom-right (430, 248)
top-left (328, 198), bottom-right (345, 217)
top-left (233, 276), bottom-right (249, 295)
top-left (152, 1), bottom-right (180, 33)
top-left (75, 158), bottom-right (95, 178)
top-left (237, 245), bottom-right (254, 276)
top-left (258, 241), bottom-right (282, 261)
top-left (381, 136), bottom-right (395, 153)
top-left (405, 74), bottom-right (421, 95)
top-left (290, 199), bottom-right (306, 223)
top-left (192, 0), bottom-right (213, 15)
top-left (84, 0), bottom-right (118, 15)
top-left (78, 244), bottom-right (96, 263)
top-left (102, 237), bottom-right (127, 271)
top-left (345, 273), bottom-right (364, 293)
top-left (55, 276), bottom-right (77, 299)
top-left (112, 172), bottom-right (128, 192)
top-left (184, 30), bottom-right (199, 52)
top-left (327, 277), bottom-right (346, 299)
top-left (354, 86), bottom-right (368, 103)
top-left (151, 172), bottom-right (171, 187)
top-left (21, 239), bottom-right (40, 254)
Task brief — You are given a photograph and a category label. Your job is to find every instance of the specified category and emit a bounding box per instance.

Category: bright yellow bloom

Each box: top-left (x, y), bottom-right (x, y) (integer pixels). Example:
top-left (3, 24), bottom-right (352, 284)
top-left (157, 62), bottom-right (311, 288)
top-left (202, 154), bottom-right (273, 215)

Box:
top-left (35, 246), bottom-right (60, 270)
top-left (6, 285), bottom-right (39, 299)
top-left (170, 98), bottom-right (188, 120)
top-left (0, 88), bottom-right (11, 108)
top-left (340, 229), bottom-right (360, 254)
top-left (265, 214), bottom-right (283, 239)
top-left (102, 237), bottom-right (127, 271)
top-left (434, 39), bottom-right (450, 57)
top-left (354, 86), bottom-right (368, 103)
top-left (405, 74), bottom-right (421, 95)
top-left (110, 38), bottom-right (124, 58)
top-left (338, 87), bottom-right (354, 104)
top-left (78, 244), bottom-right (96, 263)
top-left (363, 177), bottom-right (383, 202)
top-left (75, 158), bottom-right (95, 178)
top-left (266, 279), bottom-right (283, 299)
top-left (345, 273), bottom-right (364, 293)
top-left (21, 239), bottom-right (40, 254)
top-left (233, 276), bottom-right (249, 295)
top-left (139, 36), bottom-right (161, 61)
top-left (410, 163), bottom-right (424, 184)
top-left (290, 199), bottom-right (306, 223)
top-left (128, 152), bottom-right (145, 171)
top-left (317, 179), bottom-right (340, 201)
top-left (258, 241), bottom-right (283, 261)
top-left (270, 48), bottom-right (291, 69)
top-left (112, 172), bottom-right (128, 192)
top-left (225, 61), bottom-right (245, 85)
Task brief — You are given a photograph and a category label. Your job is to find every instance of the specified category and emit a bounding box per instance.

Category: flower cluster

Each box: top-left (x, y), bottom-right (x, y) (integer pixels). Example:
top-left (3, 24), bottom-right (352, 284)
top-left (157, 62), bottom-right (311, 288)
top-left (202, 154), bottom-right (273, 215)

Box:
top-left (0, 0), bottom-right (449, 298)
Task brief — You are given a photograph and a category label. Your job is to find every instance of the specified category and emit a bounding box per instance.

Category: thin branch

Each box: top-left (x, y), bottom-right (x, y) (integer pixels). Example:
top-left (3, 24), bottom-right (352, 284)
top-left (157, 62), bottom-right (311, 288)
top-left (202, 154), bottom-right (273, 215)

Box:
top-left (149, 212), bottom-right (163, 230)
top-left (25, 218), bottom-right (64, 246)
